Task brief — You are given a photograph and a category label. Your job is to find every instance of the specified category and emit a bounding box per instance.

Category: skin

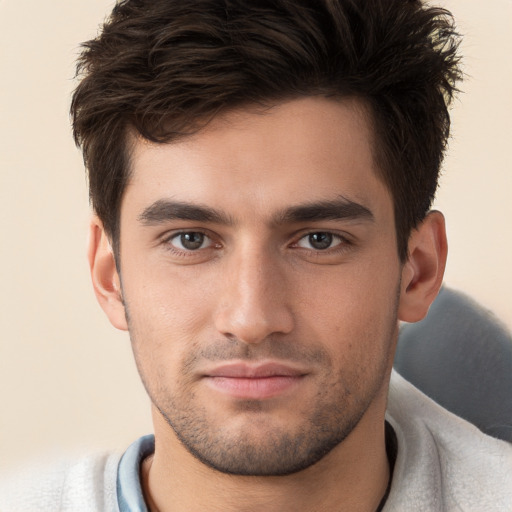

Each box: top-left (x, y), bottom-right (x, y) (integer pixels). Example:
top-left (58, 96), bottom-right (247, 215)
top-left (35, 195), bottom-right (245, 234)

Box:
top-left (89, 97), bottom-right (447, 511)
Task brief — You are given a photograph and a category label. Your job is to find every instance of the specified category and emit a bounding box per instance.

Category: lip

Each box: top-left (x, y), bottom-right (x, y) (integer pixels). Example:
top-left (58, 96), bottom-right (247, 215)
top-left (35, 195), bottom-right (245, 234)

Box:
top-left (203, 362), bottom-right (307, 400)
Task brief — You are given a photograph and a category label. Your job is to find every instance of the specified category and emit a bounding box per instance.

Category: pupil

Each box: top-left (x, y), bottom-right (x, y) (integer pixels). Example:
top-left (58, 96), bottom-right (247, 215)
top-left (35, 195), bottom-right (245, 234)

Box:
top-left (181, 232), bottom-right (204, 250)
top-left (309, 232), bottom-right (332, 250)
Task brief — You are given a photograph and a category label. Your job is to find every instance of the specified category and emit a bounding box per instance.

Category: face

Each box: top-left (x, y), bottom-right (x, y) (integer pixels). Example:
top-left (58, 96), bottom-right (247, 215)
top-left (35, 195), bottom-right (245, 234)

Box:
top-left (116, 97), bottom-right (403, 476)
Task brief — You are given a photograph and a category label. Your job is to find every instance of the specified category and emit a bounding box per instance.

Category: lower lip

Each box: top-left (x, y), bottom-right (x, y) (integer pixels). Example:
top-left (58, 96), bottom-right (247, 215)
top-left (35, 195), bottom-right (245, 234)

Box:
top-left (204, 375), bottom-right (304, 400)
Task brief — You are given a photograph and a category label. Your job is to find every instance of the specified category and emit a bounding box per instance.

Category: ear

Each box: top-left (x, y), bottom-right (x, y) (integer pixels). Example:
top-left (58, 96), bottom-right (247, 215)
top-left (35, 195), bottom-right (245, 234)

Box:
top-left (88, 216), bottom-right (128, 331)
top-left (398, 210), bottom-right (448, 323)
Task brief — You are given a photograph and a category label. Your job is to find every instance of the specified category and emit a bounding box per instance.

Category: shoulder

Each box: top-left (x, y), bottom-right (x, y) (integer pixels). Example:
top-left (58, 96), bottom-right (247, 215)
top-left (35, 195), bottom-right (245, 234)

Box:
top-left (386, 371), bottom-right (512, 511)
top-left (0, 451), bottom-right (121, 512)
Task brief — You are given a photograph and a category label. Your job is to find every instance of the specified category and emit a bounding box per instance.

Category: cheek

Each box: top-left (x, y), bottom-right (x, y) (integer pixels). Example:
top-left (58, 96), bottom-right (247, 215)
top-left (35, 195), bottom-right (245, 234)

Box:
top-left (295, 256), bottom-right (401, 358)
top-left (123, 275), bottom-right (213, 382)
top-left (123, 256), bottom-right (215, 329)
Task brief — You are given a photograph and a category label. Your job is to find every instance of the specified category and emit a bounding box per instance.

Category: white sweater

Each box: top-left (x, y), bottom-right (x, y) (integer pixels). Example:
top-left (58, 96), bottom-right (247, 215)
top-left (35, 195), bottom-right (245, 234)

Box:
top-left (384, 372), bottom-right (512, 511)
top-left (1, 371), bottom-right (511, 511)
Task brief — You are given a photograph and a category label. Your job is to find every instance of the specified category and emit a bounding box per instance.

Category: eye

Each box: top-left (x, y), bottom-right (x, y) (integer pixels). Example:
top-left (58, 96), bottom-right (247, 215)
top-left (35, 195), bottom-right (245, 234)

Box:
top-left (169, 232), bottom-right (212, 251)
top-left (296, 232), bottom-right (342, 250)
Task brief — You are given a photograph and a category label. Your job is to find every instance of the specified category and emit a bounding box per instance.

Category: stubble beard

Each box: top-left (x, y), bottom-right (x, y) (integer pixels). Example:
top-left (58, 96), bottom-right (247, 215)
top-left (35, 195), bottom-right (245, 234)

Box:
top-left (129, 324), bottom-right (396, 477)
top-left (154, 373), bottom-right (380, 476)
top-left (123, 270), bottom-right (401, 477)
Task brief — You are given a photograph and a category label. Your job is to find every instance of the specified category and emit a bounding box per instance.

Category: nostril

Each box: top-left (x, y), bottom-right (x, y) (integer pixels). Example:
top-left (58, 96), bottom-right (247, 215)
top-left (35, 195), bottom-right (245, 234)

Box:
top-left (214, 298), bottom-right (294, 344)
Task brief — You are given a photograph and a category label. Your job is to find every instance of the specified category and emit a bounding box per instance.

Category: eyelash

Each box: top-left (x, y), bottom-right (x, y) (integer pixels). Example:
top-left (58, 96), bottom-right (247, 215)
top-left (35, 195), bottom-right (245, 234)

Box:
top-left (161, 230), bottom-right (218, 258)
top-left (294, 231), bottom-right (348, 250)
top-left (159, 230), bottom-right (354, 259)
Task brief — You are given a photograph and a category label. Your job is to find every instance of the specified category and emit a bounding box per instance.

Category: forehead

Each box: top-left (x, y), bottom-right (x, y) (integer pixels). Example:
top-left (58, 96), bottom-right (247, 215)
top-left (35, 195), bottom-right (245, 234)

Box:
top-left (123, 97), bottom-right (391, 222)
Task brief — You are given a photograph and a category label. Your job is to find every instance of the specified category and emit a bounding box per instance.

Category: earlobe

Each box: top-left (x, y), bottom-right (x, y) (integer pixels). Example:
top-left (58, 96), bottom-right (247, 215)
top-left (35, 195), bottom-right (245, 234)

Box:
top-left (398, 211), bottom-right (448, 323)
top-left (88, 217), bottom-right (128, 331)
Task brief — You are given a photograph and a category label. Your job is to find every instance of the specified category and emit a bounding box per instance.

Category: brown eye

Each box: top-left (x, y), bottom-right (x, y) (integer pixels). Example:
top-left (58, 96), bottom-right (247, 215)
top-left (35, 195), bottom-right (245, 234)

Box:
top-left (297, 232), bottom-right (341, 250)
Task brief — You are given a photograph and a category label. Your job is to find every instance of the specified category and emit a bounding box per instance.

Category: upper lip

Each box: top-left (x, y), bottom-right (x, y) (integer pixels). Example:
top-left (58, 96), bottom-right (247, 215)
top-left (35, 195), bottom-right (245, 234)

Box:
top-left (204, 362), bottom-right (308, 378)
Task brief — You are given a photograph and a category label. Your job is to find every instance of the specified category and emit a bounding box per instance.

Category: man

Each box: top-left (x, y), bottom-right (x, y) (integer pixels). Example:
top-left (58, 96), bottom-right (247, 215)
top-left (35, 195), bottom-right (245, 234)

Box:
top-left (2, 0), bottom-right (511, 510)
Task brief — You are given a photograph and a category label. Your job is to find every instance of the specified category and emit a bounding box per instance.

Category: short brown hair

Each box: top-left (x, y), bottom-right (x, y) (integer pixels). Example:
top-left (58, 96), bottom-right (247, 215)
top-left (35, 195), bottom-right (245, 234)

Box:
top-left (71, 0), bottom-right (462, 261)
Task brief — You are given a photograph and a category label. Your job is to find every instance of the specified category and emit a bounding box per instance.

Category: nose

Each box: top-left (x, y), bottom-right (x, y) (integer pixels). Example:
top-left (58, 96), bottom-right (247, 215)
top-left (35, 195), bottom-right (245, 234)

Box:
top-left (213, 246), bottom-right (294, 344)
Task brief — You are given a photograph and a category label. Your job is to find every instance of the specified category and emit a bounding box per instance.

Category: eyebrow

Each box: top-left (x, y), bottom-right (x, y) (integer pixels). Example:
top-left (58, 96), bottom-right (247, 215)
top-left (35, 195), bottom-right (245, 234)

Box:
top-left (274, 197), bottom-right (374, 225)
top-left (137, 196), bottom-right (374, 227)
top-left (138, 199), bottom-right (233, 225)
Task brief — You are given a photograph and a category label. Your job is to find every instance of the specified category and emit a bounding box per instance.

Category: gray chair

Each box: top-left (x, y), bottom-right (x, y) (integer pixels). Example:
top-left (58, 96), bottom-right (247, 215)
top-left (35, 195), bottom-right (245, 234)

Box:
top-left (394, 287), bottom-right (512, 442)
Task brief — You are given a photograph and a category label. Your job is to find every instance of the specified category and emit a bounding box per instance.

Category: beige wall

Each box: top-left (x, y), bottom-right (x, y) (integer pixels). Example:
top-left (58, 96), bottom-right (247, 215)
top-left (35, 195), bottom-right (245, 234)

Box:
top-left (0, 0), bottom-right (510, 469)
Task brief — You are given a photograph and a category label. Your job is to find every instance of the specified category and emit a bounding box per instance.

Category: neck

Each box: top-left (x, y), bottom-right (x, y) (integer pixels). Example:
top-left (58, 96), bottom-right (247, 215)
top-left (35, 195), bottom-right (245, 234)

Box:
top-left (142, 400), bottom-right (390, 512)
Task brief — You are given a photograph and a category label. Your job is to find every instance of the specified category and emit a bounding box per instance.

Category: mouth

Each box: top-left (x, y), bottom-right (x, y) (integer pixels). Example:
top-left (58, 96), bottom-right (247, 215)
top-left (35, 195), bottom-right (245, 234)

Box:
top-left (202, 362), bottom-right (308, 400)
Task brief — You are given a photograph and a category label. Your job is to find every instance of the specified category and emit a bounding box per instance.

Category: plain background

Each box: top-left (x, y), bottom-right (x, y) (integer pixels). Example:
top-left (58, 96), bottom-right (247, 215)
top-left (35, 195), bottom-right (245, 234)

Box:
top-left (0, 0), bottom-right (511, 469)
